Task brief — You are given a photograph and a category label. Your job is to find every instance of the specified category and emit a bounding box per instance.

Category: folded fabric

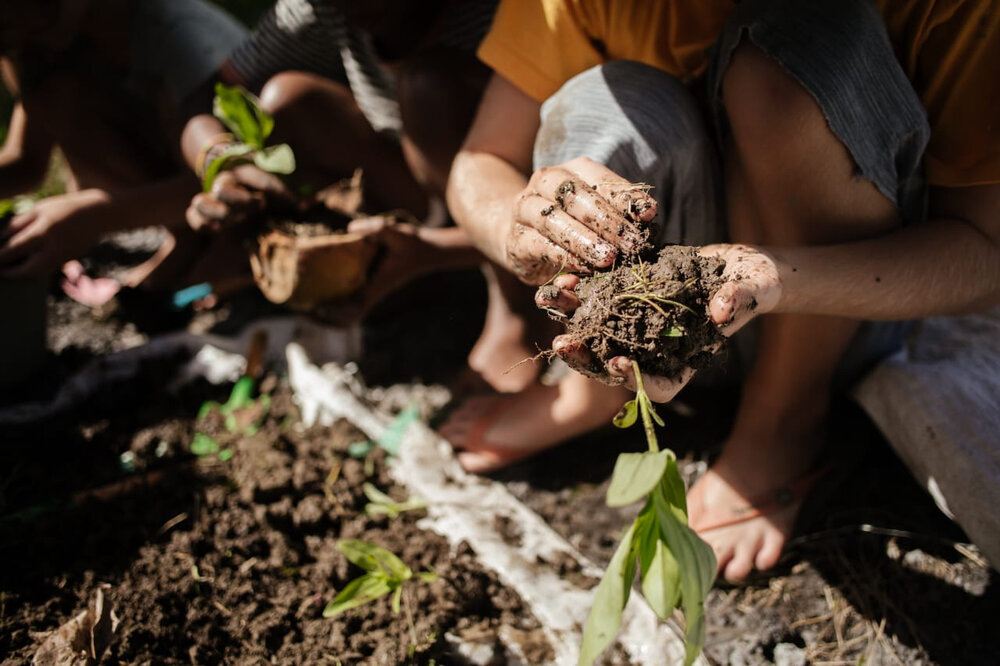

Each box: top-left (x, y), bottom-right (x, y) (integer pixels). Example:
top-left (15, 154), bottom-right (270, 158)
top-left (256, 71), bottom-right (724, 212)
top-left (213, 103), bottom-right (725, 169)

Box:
top-left (853, 307), bottom-right (1000, 568)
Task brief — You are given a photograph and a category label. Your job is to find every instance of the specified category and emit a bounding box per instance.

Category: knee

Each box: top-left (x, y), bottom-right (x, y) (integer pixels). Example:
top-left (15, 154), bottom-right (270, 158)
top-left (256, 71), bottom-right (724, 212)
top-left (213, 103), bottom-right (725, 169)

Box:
top-left (722, 43), bottom-right (821, 154)
top-left (396, 49), bottom-right (486, 150)
top-left (258, 71), bottom-right (351, 118)
top-left (536, 61), bottom-right (713, 179)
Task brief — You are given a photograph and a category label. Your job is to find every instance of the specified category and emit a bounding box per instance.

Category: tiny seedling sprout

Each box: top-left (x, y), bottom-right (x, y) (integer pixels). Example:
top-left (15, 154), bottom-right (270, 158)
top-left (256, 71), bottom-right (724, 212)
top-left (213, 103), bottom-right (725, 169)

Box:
top-left (324, 540), bottom-right (437, 648)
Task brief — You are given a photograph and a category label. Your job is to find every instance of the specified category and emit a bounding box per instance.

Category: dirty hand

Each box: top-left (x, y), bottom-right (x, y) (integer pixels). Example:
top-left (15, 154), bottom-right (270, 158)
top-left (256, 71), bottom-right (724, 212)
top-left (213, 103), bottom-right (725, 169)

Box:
top-left (0, 190), bottom-right (109, 279)
top-left (506, 156), bottom-right (657, 285)
top-left (186, 164), bottom-right (293, 233)
top-left (535, 244), bottom-right (781, 402)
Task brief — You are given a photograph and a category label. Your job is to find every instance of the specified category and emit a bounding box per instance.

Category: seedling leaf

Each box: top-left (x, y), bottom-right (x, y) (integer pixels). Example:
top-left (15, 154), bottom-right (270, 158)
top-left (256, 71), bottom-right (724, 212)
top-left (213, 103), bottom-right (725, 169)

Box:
top-left (347, 440), bottom-right (374, 458)
top-left (662, 326), bottom-right (685, 338)
top-left (612, 399), bottom-right (638, 429)
top-left (337, 540), bottom-right (411, 580)
top-left (201, 143), bottom-right (253, 192)
top-left (323, 574), bottom-right (393, 618)
top-left (654, 483), bottom-right (717, 666)
top-left (190, 433), bottom-right (220, 457)
top-left (391, 586), bottom-right (403, 614)
top-left (362, 482), bottom-right (427, 519)
top-left (213, 83), bottom-right (269, 147)
top-left (640, 537), bottom-right (681, 620)
top-left (639, 393), bottom-right (665, 428)
top-left (374, 403), bottom-right (420, 456)
top-left (578, 522), bottom-right (639, 666)
top-left (606, 450), bottom-right (672, 507)
top-left (254, 143), bottom-right (296, 174)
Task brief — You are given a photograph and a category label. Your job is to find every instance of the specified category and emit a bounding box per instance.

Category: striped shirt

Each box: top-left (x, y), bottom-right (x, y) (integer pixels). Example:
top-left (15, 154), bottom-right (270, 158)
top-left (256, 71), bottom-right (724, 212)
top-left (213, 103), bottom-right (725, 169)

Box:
top-left (228, 0), bottom-right (498, 137)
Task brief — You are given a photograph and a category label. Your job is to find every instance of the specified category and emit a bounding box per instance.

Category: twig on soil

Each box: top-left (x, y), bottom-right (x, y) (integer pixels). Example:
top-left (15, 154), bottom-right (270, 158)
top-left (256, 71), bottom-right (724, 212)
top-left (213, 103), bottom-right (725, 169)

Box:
top-left (157, 512), bottom-right (189, 535)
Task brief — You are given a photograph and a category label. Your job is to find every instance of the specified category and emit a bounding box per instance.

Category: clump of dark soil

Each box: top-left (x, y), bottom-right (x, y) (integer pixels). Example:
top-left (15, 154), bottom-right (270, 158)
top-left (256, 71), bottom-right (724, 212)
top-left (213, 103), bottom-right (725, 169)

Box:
top-left (554, 245), bottom-right (727, 378)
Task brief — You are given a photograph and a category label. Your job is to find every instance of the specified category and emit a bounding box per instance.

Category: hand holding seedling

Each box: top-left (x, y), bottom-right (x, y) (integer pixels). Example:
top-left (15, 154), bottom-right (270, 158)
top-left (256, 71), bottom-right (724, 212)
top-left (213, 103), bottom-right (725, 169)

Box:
top-left (187, 166), bottom-right (293, 232)
top-left (186, 85), bottom-right (296, 233)
top-left (507, 157), bottom-right (657, 284)
top-left (537, 244), bottom-right (782, 402)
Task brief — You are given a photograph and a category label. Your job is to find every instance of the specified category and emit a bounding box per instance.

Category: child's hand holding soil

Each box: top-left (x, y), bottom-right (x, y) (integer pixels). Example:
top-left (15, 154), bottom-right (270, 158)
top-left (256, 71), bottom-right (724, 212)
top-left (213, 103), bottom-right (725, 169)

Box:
top-left (506, 156), bottom-right (659, 285)
top-left (537, 243), bottom-right (783, 402)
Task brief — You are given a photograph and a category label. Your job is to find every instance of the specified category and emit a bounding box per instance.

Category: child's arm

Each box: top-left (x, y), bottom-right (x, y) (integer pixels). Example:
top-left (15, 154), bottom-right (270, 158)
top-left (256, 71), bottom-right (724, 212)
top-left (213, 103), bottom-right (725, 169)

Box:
top-left (0, 62), bottom-right (54, 200)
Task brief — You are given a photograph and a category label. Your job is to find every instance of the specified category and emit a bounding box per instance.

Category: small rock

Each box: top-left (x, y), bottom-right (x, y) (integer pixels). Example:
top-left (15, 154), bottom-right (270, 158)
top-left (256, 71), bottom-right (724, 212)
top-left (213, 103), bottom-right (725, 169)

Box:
top-left (773, 642), bottom-right (807, 666)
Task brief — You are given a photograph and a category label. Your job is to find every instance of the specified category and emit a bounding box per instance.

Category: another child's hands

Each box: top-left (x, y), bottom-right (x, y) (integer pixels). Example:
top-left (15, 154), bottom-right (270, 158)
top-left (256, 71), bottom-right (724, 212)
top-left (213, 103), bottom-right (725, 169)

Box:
top-left (535, 244), bottom-right (782, 402)
top-left (186, 164), bottom-right (293, 233)
top-left (505, 157), bottom-right (657, 285)
top-left (0, 189), bottom-right (109, 279)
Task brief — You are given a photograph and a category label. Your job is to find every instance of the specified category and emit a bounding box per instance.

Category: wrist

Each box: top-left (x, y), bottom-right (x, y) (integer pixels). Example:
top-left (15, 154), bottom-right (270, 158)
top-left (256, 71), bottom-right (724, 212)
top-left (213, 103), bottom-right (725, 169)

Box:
top-left (74, 188), bottom-right (113, 209)
top-left (766, 246), bottom-right (795, 313)
top-left (195, 133), bottom-right (237, 179)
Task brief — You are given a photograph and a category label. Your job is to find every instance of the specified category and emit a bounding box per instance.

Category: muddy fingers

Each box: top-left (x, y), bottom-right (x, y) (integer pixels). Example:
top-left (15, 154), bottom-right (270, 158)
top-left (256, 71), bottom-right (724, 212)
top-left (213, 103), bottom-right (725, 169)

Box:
top-left (514, 191), bottom-right (616, 267)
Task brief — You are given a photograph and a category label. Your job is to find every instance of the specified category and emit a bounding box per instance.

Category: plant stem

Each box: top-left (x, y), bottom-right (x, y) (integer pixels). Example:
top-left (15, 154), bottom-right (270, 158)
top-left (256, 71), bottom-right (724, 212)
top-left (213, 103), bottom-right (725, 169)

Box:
top-left (403, 588), bottom-right (418, 648)
top-left (631, 360), bottom-right (659, 453)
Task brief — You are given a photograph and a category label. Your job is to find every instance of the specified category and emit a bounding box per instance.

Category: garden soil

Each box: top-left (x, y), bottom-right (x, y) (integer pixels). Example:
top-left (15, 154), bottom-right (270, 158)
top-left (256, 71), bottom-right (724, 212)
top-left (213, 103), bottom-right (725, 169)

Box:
top-left (1, 233), bottom-right (998, 665)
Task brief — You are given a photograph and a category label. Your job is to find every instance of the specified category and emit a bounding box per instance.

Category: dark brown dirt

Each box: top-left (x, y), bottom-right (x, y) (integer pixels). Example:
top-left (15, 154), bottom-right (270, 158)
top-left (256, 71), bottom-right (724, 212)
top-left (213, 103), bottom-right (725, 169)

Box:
top-left (557, 246), bottom-right (726, 378)
top-left (0, 379), bottom-right (546, 665)
top-left (5, 228), bottom-right (998, 666)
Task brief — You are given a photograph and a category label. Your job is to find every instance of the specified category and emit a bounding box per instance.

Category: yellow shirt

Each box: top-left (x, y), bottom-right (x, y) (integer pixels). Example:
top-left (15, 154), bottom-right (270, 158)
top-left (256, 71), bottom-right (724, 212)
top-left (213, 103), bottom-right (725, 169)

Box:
top-left (478, 0), bottom-right (1000, 187)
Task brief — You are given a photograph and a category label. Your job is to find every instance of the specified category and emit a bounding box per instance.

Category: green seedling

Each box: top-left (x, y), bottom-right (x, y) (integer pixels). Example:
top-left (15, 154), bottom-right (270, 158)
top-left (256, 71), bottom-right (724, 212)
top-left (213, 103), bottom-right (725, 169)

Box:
top-left (189, 432), bottom-right (233, 462)
top-left (203, 83), bottom-right (296, 192)
top-left (324, 540), bottom-right (437, 647)
top-left (579, 361), bottom-right (716, 666)
top-left (197, 376), bottom-right (271, 435)
top-left (347, 403), bottom-right (420, 459)
top-left (362, 482), bottom-right (427, 519)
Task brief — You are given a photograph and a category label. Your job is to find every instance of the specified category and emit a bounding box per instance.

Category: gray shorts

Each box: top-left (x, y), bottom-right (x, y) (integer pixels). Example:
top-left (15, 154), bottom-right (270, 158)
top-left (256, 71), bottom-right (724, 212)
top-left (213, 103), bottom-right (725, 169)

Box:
top-left (532, 0), bottom-right (927, 383)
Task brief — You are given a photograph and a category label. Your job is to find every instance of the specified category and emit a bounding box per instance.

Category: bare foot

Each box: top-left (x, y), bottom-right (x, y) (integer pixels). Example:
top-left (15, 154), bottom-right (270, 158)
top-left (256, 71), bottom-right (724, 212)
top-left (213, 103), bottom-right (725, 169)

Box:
top-left (688, 408), bottom-right (827, 582)
top-left (467, 264), bottom-right (553, 393)
top-left (439, 373), bottom-right (631, 473)
top-left (61, 260), bottom-right (121, 306)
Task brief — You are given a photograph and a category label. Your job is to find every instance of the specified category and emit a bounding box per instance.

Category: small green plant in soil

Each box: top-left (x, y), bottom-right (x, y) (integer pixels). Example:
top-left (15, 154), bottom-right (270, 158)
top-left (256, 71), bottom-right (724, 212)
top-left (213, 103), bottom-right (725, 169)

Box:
top-left (362, 482), bottom-right (427, 519)
top-left (197, 375), bottom-right (271, 435)
top-left (202, 83), bottom-right (295, 192)
top-left (579, 362), bottom-right (717, 666)
top-left (324, 540), bottom-right (438, 647)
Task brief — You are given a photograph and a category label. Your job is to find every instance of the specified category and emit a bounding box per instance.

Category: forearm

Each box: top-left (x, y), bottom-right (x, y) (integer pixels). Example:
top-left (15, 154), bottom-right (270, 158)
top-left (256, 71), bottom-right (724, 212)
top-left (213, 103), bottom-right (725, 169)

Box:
top-left (772, 216), bottom-right (1000, 319)
top-left (74, 172), bottom-right (200, 235)
top-left (0, 104), bottom-right (53, 198)
top-left (446, 150), bottom-right (527, 266)
top-left (413, 225), bottom-right (484, 271)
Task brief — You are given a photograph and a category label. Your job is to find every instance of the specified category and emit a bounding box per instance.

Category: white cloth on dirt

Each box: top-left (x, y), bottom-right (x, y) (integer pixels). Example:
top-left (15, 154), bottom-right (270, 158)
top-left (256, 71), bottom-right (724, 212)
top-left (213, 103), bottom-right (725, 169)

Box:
top-left (853, 307), bottom-right (1000, 567)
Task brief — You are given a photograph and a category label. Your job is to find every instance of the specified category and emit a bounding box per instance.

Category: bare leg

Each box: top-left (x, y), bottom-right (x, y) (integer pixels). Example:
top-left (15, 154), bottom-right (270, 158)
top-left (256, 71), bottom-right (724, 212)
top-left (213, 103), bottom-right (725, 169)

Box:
top-left (397, 49), bottom-right (546, 391)
top-left (466, 263), bottom-right (554, 392)
top-left (440, 371), bottom-right (631, 473)
top-left (688, 43), bottom-right (899, 581)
